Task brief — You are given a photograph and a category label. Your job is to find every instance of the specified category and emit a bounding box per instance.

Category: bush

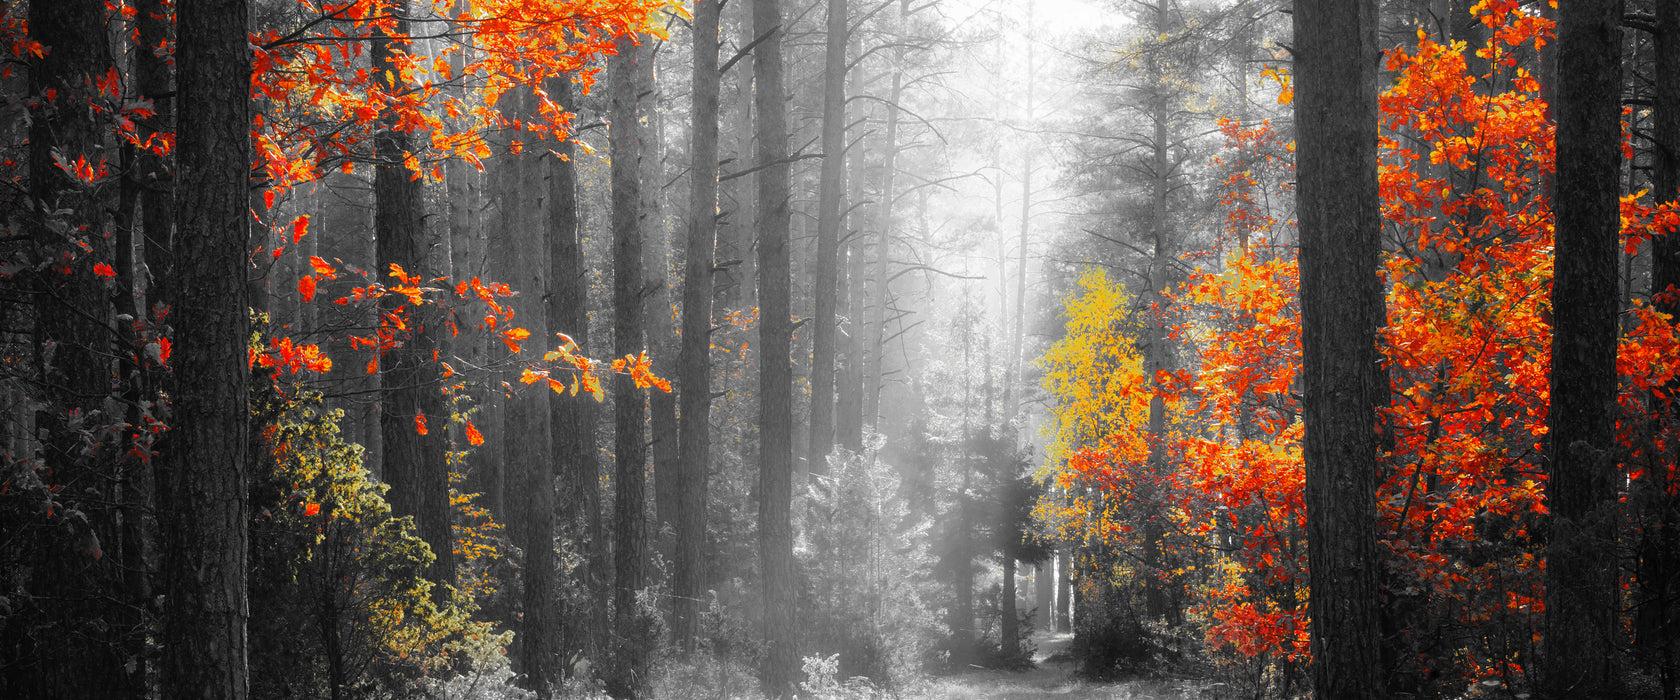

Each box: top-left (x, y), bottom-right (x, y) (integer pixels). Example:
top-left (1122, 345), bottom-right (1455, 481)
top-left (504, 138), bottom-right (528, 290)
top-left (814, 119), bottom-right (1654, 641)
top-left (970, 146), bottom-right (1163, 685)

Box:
top-left (248, 392), bottom-right (512, 699)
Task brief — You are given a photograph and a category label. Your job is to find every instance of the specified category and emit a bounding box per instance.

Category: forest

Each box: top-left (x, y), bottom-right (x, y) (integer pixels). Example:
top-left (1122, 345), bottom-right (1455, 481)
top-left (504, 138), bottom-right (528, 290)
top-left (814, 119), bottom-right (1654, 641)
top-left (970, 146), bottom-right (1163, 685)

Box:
top-left (0, 0), bottom-right (1677, 698)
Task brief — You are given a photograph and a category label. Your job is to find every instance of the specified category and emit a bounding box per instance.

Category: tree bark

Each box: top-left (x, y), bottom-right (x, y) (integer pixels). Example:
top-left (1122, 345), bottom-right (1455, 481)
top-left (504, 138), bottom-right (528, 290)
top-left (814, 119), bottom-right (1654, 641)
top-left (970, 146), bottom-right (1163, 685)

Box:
top-left (161, 0), bottom-right (251, 695)
top-left (490, 87), bottom-right (558, 698)
top-left (1293, 1), bottom-right (1385, 697)
top-left (754, 0), bottom-right (797, 690)
top-left (1542, 2), bottom-right (1624, 698)
top-left (546, 75), bottom-right (608, 672)
top-left (808, 0), bottom-right (848, 474)
top-left (644, 50), bottom-right (682, 570)
top-left (373, 5), bottom-right (455, 593)
top-left (607, 33), bottom-right (652, 700)
top-left (672, 0), bottom-right (722, 653)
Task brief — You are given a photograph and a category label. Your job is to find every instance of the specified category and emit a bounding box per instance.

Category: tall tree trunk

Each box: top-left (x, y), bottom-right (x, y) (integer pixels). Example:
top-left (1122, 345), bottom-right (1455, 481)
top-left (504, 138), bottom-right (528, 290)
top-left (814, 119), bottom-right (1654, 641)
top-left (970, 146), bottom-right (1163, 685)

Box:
top-left (546, 74), bottom-right (608, 672)
top-left (607, 33), bottom-right (652, 700)
top-left (162, 0), bottom-right (251, 695)
top-left (864, 0), bottom-right (906, 431)
top-left (808, 0), bottom-right (848, 474)
top-left (1293, 1), bottom-right (1385, 697)
top-left (373, 8), bottom-right (455, 592)
top-left (719, 0), bottom-right (756, 311)
top-left (754, 0), bottom-right (797, 690)
top-left (18, 1), bottom-right (129, 696)
top-left (1004, 1), bottom-right (1034, 422)
top-left (491, 87), bottom-right (557, 698)
top-left (645, 50), bottom-right (682, 568)
top-left (834, 29), bottom-right (870, 451)
top-left (673, 0), bottom-right (722, 653)
top-left (1542, 2), bottom-right (1624, 698)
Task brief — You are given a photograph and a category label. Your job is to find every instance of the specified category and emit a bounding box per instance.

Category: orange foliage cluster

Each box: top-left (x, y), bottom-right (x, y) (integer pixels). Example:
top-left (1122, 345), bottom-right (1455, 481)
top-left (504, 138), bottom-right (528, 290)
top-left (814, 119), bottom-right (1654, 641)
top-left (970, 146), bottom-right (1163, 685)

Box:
top-left (1050, 2), bottom-right (1680, 685)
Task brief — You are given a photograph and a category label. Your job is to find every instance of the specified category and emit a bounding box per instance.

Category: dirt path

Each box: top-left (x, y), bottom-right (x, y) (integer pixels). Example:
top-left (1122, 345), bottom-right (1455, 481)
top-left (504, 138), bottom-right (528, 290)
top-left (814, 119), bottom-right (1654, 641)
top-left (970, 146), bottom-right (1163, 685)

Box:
top-left (909, 633), bottom-right (1213, 700)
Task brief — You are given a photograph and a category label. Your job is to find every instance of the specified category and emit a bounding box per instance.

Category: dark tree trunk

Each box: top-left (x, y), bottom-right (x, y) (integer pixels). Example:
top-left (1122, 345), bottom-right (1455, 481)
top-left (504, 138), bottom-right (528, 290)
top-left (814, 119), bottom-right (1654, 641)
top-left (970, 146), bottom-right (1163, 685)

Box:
top-left (754, 0), bottom-right (797, 690)
top-left (373, 8), bottom-right (455, 592)
top-left (607, 33), bottom-right (652, 700)
top-left (15, 1), bottom-right (129, 696)
top-left (161, 0), bottom-right (251, 695)
top-left (1542, 2), bottom-right (1624, 698)
top-left (491, 87), bottom-right (557, 698)
top-left (672, 0), bottom-right (722, 653)
top-left (546, 75), bottom-right (608, 671)
top-left (808, 0), bottom-right (847, 474)
top-left (1293, 1), bottom-right (1385, 697)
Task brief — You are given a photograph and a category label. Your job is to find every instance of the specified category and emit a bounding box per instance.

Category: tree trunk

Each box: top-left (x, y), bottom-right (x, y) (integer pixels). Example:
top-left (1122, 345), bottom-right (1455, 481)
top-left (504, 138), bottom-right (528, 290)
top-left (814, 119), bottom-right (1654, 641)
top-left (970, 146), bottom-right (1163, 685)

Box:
top-left (607, 33), bottom-right (652, 700)
top-left (373, 7), bottom-right (455, 592)
top-left (808, 0), bottom-right (848, 474)
top-left (161, 0), bottom-right (251, 695)
top-left (546, 74), bottom-right (608, 672)
top-left (1542, 2), bottom-right (1624, 698)
top-left (754, 0), bottom-right (797, 690)
top-left (834, 30), bottom-right (869, 452)
top-left (864, 1), bottom-right (906, 431)
top-left (1056, 546), bottom-right (1072, 632)
top-left (645, 49), bottom-right (682, 569)
top-left (672, 0), bottom-right (722, 653)
top-left (1001, 555), bottom-right (1019, 658)
top-left (490, 87), bottom-right (557, 698)
top-left (718, 0), bottom-right (756, 311)
top-left (1293, 1), bottom-right (1385, 697)
top-left (16, 1), bottom-right (130, 696)
top-left (1035, 559), bottom-right (1053, 632)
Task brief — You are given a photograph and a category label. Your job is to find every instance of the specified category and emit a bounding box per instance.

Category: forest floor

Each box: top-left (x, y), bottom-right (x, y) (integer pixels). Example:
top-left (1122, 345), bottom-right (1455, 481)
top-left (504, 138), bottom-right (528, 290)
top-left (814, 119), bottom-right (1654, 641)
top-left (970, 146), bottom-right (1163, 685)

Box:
top-left (910, 633), bottom-right (1217, 700)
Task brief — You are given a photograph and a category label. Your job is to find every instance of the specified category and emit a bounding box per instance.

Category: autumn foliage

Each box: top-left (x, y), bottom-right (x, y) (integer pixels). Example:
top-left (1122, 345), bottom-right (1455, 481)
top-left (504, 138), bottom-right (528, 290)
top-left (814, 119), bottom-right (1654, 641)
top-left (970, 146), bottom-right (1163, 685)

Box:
top-left (1042, 3), bottom-right (1680, 693)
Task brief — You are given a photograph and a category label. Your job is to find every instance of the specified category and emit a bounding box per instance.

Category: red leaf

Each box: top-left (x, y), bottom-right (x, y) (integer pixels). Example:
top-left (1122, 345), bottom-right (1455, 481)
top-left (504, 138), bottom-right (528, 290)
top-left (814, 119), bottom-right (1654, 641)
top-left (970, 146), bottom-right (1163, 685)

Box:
top-left (93, 262), bottom-right (116, 278)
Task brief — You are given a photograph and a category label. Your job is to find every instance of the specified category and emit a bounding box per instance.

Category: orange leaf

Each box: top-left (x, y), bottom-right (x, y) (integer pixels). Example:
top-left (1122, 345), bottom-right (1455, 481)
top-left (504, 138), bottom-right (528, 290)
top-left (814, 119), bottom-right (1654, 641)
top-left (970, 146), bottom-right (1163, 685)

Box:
top-left (292, 215), bottom-right (310, 243)
top-left (465, 421), bottom-right (484, 446)
top-left (299, 275), bottom-right (317, 302)
top-left (309, 256), bottom-right (337, 277)
top-left (414, 414), bottom-right (428, 435)
top-left (303, 502), bottom-right (321, 517)
top-left (93, 262), bottom-right (115, 278)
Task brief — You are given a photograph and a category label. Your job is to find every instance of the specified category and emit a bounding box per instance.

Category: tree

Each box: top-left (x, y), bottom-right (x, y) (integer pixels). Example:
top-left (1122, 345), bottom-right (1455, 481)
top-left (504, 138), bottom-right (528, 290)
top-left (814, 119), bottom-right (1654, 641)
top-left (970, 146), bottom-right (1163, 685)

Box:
top-left (546, 73), bottom-right (608, 668)
top-left (1293, 0), bottom-right (1385, 697)
top-left (608, 31), bottom-right (652, 700)
top-left (1542, 1), bottom-right (1624, 697)
top-left (493, 86), bottom-right (557, 696)
top-left (672, 0), bottom-right (722, 653)
top-left (162, 0), bottom-right (252, 695)
top-left (754, 0), bottom-right (797, 690)
top-left (372, 1), bottom-right (455, 593)
top-left (808, 0), bottom-right (848, 474)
